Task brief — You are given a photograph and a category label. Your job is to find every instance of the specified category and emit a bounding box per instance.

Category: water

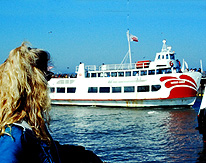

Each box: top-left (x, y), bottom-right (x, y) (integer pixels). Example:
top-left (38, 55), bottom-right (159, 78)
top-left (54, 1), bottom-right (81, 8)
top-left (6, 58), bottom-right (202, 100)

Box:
top-left (49, 98), bottom-right (204, 163)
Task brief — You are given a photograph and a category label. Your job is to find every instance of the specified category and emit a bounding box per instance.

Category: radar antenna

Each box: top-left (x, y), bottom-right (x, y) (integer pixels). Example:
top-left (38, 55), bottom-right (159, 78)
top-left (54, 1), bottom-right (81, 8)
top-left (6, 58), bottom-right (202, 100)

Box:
top-left (162, 39), bottom-right (167, 52)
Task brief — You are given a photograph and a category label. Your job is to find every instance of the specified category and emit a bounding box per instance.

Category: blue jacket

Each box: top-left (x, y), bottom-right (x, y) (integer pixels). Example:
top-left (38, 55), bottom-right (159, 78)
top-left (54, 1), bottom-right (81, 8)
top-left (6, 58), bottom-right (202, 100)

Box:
top-left (0, 123), bottom-right (61, 163)
top-left (0, 123), bottom-right (103, 163)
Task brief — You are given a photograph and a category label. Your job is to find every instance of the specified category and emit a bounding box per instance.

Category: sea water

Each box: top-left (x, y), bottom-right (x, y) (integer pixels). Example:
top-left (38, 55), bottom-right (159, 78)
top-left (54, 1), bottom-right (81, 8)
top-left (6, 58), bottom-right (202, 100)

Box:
top-left (49, 98), bottom-right (204, 163)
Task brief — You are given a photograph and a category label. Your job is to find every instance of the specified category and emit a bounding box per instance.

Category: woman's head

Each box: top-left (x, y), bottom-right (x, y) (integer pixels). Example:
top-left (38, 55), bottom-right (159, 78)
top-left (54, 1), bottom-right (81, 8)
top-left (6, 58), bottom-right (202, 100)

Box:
top-left (0, 42), bottom-right (52, 143)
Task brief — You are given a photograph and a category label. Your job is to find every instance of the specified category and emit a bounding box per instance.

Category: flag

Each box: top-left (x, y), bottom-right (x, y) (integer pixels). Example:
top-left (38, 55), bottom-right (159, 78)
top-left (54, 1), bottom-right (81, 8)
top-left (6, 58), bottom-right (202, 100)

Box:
top-left (130, 34), bottom-right (138, 42)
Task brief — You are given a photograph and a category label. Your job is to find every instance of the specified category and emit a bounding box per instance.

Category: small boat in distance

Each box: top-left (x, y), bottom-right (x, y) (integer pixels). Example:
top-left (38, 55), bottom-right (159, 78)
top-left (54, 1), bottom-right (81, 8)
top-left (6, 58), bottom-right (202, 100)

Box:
top-left (48, 31), bottom-right (202, 107)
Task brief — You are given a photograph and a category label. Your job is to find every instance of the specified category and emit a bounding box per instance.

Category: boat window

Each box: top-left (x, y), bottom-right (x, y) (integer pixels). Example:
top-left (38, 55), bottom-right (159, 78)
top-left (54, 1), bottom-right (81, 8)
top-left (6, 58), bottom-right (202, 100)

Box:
top-left (165, 68), bottom-right (172, 74)
top-left (156, 69), bottom-right (161, 74)
top-left (88, 87), bottom-right (98, 93)
top-left (162, 55), bottom-right (164, 59)
top-left (152, 85), bottom-right (161, 92)
top-left (158, 55), bottom-right (160, 59)
top-left (67, 87), bottom-right (76, 93)
top-left (57, 87), bottom-right (65, 93)
top-left (112, 87), bottom-right (121, 93)
top-left (148, 70), bottom-right (155, 75)
top-left (111, 72), bottom-right (117, 77)
top-left (126, 71), bottom-right (131, 77)
top-left (156, 69), bottom-right (165, 74)
top-left (105, 72), bottom-right (110, 77)
top-left (133, 71), bottom-right (139, 76)
top-left (91, 73), bottom-right (96, 78)
top-left (118, 72), bottom-right (124, 77)
top-left (86, 73), bottom-right (90, 78)
top-left (99, 72), bottom-right (107, 77)
top-left (170, 54), bottom-right (175, 59)
top-left (140, 70), bottom-right (147, 76)
top-left (50, 87), bottom-right (55, 93)
top-left (124, 86), bottom-right (135, 93)
top-left (99, 87), bottom-right (110, 93)
top-left (156, 68), bottom-right (172, 74)
top-left (137, 86), bottom-right (149, 92)
top-left (65, 80), bottom-right (75, 84)
top-left (57, 80), bottom-right (64, 84)
top-left (166, 54), bottom-right (169, 59)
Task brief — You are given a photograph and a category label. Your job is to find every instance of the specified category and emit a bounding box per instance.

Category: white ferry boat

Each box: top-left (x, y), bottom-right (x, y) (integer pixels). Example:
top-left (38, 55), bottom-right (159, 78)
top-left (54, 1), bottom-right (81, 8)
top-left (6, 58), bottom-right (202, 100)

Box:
top-left (48, 32), bottom-right (202, 107)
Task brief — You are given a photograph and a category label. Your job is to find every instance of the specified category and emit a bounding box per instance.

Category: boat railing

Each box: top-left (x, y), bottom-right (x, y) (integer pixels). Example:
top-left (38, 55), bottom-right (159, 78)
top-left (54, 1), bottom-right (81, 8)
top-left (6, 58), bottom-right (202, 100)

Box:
top-left (99, 63), bottom-right (136, 71)
top-left (76, 65), bottom-right (97, 72)
top-left (85, 65), bottom-right (97, 71)
top-left (76, 63), bottom-right (137, 72)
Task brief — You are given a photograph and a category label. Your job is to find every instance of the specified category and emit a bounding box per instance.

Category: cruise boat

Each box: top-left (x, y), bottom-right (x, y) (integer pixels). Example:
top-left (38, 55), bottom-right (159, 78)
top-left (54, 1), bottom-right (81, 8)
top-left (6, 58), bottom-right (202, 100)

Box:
top-left (48, 32), bottom-right (202, 107)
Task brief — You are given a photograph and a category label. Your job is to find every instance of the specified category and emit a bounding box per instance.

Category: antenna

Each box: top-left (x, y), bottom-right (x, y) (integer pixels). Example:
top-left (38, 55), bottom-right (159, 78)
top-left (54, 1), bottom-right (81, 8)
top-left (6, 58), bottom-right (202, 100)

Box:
top-left (162, 39), bottom-right (167, 52)
top-left (126, 0), bottom-right (132, 65)
top-left (127, 0), bottom-right (130, 30)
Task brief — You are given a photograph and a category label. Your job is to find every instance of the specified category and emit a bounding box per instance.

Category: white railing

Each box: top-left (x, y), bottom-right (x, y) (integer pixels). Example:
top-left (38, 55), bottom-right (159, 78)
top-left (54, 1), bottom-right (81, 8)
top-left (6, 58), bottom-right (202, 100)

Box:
top-left (76, 65), bottom-right (97, 72)
top-left (76, 63), bottom-right (137, 72)
top-left (99, 63), bottom-right (136, 71)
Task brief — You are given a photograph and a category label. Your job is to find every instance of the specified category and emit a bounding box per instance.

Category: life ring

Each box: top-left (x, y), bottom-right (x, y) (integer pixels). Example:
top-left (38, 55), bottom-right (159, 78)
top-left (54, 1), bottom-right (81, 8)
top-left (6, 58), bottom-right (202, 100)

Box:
top-left (169, 61), bottom-right (173, 67)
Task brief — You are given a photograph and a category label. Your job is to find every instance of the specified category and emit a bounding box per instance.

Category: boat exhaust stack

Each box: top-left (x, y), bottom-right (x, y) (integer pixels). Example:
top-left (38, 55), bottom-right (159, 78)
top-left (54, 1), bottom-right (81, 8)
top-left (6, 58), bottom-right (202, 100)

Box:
top-left (77, 63), bottom-right (85, 78)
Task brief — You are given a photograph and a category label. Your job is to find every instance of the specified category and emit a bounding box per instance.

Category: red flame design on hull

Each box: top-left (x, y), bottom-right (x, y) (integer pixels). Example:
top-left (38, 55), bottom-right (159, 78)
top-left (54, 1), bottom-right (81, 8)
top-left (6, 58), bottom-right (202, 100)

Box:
top-left (160, 74), bottom-right (197, 99)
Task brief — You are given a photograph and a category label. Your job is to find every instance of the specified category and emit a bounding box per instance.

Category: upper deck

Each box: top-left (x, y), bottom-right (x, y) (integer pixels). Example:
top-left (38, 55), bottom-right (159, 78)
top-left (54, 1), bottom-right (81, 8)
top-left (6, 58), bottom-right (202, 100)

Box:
top-left (76, 40), bottom-right (179, 74)
top-left (76, 63), bottom-right (138, 72)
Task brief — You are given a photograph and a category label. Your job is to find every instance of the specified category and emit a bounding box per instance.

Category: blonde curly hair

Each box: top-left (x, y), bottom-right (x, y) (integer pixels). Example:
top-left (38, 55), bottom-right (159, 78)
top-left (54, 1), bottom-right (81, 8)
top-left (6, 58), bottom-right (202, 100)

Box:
top-left (0, 42), bottom-right (51, 144)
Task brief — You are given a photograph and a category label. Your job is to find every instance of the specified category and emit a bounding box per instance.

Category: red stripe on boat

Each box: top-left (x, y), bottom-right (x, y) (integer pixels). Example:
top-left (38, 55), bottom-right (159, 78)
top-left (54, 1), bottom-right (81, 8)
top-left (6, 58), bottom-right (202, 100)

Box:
top-left (168, 87), bottom-right (197, 98)
top-left (160, 76), bottom-right (178, 82)
top-left (179, 74), bottom-right (197, 87)
top-left (165, 79), bottom-right (197, 89)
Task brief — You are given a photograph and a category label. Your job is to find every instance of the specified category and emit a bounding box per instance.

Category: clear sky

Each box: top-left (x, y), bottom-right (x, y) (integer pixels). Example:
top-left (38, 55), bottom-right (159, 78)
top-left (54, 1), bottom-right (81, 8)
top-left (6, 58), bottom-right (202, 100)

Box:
top-left (0, 0), bottom-right (205, 73)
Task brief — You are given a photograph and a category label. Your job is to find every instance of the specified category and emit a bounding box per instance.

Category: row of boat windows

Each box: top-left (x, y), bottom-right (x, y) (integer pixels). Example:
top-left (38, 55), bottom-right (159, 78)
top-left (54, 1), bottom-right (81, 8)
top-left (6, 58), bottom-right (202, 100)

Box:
top-left (86, 68), bottom-right (172, 78)
top-left (157, 53), bottom-right (175, 60)
top-left (50, 85), bottom-right (161, 94)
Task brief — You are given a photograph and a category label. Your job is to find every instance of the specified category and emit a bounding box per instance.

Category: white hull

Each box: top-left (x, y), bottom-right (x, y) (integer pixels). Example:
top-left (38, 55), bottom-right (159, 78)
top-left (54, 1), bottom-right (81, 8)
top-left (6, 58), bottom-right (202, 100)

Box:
top-left (51, 97), bottom-right (196, 107)
top-left (49, 72), bottom-right (201, 107)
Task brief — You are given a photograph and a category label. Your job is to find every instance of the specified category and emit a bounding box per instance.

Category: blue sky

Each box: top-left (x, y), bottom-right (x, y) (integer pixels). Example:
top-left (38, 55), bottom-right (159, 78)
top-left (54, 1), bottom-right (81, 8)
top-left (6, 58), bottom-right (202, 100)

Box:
top-left (0, 0), bottom-right (205, 73)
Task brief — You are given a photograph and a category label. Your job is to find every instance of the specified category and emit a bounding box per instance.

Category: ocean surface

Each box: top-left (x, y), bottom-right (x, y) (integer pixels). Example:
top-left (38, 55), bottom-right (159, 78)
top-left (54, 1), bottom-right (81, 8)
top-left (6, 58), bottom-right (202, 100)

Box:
top-left (49, 98), bottom-right (205, 163)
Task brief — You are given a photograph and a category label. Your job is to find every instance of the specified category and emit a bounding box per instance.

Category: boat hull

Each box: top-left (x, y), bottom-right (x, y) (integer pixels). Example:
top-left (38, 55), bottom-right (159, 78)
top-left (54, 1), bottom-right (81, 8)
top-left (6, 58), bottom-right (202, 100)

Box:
top-left (49, 71), bottom-right (201, 107)
top-left (51, 97), bottom-right (196, 108)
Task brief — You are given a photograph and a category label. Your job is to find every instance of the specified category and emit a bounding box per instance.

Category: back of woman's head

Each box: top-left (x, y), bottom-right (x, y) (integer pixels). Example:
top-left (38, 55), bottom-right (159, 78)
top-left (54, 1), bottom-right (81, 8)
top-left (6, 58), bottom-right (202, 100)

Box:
top-left (0, 42), bottom-right (51, 143)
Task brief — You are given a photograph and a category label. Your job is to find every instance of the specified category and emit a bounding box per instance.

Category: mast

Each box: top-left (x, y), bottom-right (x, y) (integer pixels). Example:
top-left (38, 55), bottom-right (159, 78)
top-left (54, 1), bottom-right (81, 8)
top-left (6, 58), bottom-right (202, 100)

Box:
top-left (127, 0), bottom-right (132, 66)
top-left (127, 29), bottom-right (132, 65)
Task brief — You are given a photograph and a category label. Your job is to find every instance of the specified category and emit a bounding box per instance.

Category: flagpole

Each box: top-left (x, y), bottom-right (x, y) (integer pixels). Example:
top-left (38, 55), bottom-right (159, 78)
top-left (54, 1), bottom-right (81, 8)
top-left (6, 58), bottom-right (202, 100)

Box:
top-left (200, 59), bottom-right (203, 73)
top-left (127, 29), bottom-right (132, 65)
top-left (182, 59), bottom-right (185, 72)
